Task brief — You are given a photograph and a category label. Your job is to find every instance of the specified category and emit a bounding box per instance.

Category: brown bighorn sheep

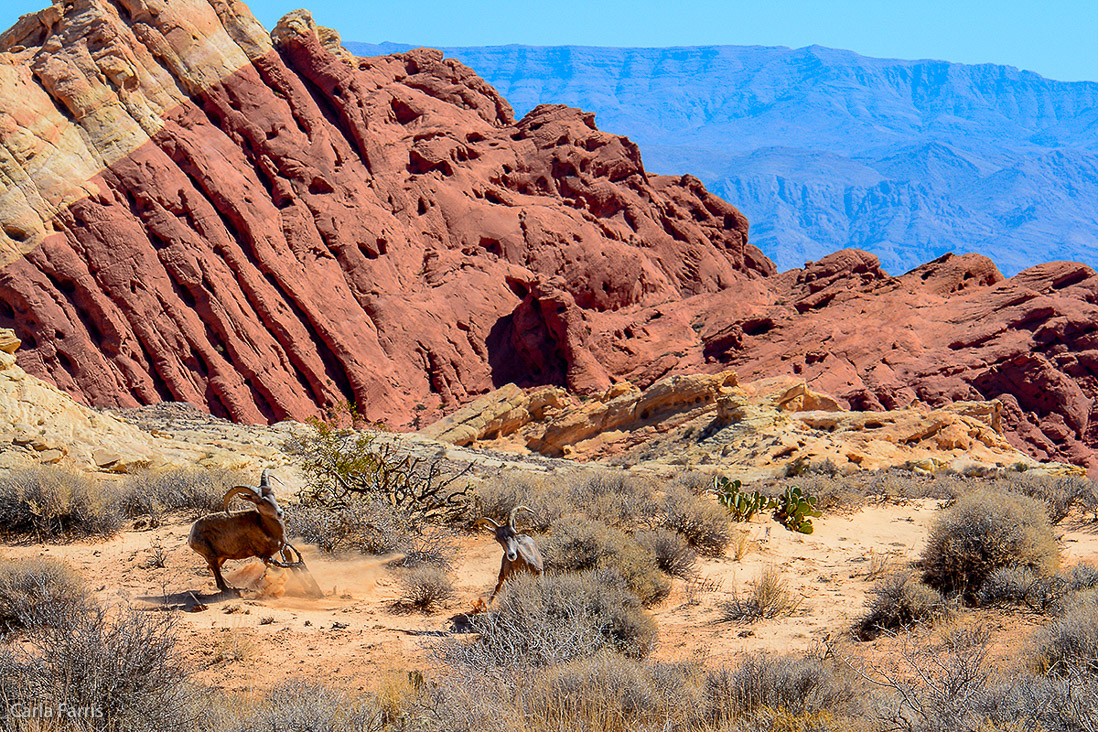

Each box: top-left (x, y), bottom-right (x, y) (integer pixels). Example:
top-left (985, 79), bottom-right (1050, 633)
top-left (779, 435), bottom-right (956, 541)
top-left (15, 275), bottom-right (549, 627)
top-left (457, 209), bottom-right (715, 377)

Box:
top-left (188, 469), bottom-right (316, 595)
top-left (476, 505), bottom-right (544, 602)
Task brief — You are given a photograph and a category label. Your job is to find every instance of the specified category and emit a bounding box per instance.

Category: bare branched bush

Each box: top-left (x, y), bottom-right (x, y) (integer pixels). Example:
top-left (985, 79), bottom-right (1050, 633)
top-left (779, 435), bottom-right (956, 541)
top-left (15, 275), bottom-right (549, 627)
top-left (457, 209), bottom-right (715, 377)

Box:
top-left (437, 570), bottom-right (657, 669)
top-left (921, 490), bottom-right (1059, 600)
top-left (634, 529), bottom-right (697, 579)
top-left (565, 472), bottom-right (659, 530)
top-left (858, 572), bottom-right (950, 639)
top-left (671, 469), bottom-right (719, 496)
top-left (397, 566), bottom-right (454, 611)
top-left (0, 602), bottom-right (193, 732)
top-left (721, 565), bottom-right (802, 621)
top-left (119, 467), bottom-right (243, 525)
top-left (0, 558), bottom-right (88, 635)
top-left (541, 515), bottom-right (670, 604)
top-left (0, 467), bottom-right (123, 539)
top-left (704, 654), bottom-right (858, 724)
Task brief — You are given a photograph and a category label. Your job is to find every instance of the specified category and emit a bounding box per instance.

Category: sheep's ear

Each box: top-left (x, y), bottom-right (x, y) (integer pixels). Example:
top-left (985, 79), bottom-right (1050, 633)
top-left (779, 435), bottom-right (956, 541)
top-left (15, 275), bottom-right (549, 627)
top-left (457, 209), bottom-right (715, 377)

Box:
top-left (260, 484), bottom-right (274, 497)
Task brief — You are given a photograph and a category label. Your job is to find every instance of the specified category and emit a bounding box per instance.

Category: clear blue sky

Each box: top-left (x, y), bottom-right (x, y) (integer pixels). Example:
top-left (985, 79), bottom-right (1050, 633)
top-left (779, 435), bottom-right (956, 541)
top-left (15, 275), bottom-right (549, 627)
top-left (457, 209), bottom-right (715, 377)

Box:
top-left (5, 0), bottom-right (1097, 82)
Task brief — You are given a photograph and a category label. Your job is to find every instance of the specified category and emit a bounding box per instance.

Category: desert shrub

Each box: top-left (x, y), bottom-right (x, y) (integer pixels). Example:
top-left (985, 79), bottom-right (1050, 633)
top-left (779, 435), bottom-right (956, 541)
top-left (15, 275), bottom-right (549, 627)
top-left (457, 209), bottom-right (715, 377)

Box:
top-left (224, 680), bottom-right (384, 732)
top-left (634, 529), bottom-right (697, 579)
top-left (542, 515), bottom-right (669, 604)
top-left (721, 565), bottom-right (802, 622)
top-left (285, 499), bottom-right (413, 556)
top-left (978, 566), bottom-right (1069, 613)
top-left (473, 474), bottom-right (563, 533)
top-left (1011, 474), bottom-right (1091, 525)
top-left (672, 469), bottom-right (718, 496)
top-left (704, 654), bottom-right (858, 723)
top-left (921, 489), bottom-right (1059, 599)
top-left (858, 572), bottom-right (949, 638)
top-left (0, 558), bottom-right (89, 635)
top-left (119, 467), bottom-right (242, 524)
top-left (0, 467), bottom-right (123, 539)
top-left (656, 483), bottom-right (731, 556)
top-left (1030, 596), bottom-right (1098, 675)
top-left (564, 472), bottom-right (658, 530)
top-left (0, 602), bottom-right (192, 732)
top-left (439, 569), bottom-right (657, 669)
top-left (1069, 562), bottom-right (1098, 591)
top-left (397, 566), bottom-right (454, 610)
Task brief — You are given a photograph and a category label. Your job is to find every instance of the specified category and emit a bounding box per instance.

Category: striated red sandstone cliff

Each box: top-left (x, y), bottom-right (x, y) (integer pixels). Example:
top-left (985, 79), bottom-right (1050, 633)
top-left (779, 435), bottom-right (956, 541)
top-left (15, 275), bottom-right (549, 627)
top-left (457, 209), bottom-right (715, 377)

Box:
top-left (0, 1), bottom-right (1096, 472)
top-left (0, 0), bottom-right (766, 426)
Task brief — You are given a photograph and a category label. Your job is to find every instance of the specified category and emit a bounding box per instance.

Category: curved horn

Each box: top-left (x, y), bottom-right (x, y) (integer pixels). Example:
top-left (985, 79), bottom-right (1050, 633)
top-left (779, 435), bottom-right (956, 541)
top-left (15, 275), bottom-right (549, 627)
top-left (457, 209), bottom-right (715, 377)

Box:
top-left (259, 468), bottom-right (271, 489)
top-left (475, 517), bottom-right (501, 531)
top-left (223, 485), bottom-right (261, 513)
top-left (508, 505), bottom-right (535, 531)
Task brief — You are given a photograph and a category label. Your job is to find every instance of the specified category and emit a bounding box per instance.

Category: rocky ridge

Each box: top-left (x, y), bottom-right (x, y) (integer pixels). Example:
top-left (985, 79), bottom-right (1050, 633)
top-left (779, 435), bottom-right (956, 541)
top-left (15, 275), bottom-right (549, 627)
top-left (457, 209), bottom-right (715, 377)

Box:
top-left (0, 2), bottom-right (1096, 473)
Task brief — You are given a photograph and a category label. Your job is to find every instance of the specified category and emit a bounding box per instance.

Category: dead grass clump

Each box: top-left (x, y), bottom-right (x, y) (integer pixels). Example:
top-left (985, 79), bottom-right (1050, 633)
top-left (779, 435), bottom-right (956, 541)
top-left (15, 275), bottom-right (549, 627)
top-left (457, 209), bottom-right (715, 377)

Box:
top-left (858, 572), bottom-right (950, 638)
top-left (656, 483), bottom-right (732, 557)
top-left (0, 467), bottom-right (123, 539)
top-left (671, 469), bottom-right (718, 496)
top-left (920, 489), bottom-right (1059, 600)
top-left (634, 529), bottom-right (696, 579)
top-left (439, 570), bottom-right (657, 669)
top-left (119, 467), bottom-right (242, 525)
top-left (223, 680), bottom-right (384, 732)
top-left (1030, 595), bottom-right (1098, 676)
top-left (704, 654), bottom-right (858, 724)
top-left (721, 565), bottom-right (802, 622)
top-left (542, 515), bottom-right (670, 604)
top-left (396, 566), bottom-right (454, 611)
top-left (565, 472), bottom-right (658, 530)
top-left (0, 558), bottom-right (89, 635)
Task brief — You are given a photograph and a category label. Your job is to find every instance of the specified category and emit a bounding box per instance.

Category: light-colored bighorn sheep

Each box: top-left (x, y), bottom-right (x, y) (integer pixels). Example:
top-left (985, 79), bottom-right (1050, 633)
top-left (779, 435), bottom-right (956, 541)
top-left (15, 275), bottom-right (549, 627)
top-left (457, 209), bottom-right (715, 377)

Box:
top-left (476, 505), bottom-right (544, 602)
top-left (188, 469), bottom-right (314, 595)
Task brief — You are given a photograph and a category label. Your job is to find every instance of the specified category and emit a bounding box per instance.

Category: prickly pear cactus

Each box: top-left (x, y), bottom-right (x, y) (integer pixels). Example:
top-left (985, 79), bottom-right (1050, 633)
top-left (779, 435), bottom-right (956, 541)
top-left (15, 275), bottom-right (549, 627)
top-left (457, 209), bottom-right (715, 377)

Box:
top-left (774, 486), bottom-right (823, 534)
top-left (712, 476), bottom-right (774, 521)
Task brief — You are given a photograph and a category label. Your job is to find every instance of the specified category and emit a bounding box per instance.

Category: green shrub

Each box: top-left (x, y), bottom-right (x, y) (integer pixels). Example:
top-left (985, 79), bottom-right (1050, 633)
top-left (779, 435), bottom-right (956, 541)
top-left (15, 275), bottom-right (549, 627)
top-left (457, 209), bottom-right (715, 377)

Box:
top-left (921, 490), bottom-right (1059, 599)
top-left (542, 515), bottom-right (669, 604)
top-left (858, 572), bottom-right (949, 638)
top-left (0, 558), bottom-right (89, 635)
top-left (439, 569), bottom-right (657, 669)
top-left (0, 467), bottom-right (123, 539)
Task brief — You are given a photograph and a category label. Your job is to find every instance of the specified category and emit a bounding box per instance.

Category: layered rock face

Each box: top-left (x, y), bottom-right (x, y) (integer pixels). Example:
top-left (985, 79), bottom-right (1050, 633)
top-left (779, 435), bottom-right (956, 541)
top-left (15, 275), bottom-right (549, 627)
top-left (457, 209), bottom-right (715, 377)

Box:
top-left (1, 1), bottom-right (1097, 474)
top-left (0, 0), bottom-right (765, 427)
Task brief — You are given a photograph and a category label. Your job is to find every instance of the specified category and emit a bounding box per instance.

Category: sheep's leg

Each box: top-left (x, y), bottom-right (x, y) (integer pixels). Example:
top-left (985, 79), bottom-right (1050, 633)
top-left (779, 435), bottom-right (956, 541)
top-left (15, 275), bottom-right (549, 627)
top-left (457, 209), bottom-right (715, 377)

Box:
top-left (488, 557), bottom-right (508, 603)
top-left (210, 559), bottom-right (240, 595)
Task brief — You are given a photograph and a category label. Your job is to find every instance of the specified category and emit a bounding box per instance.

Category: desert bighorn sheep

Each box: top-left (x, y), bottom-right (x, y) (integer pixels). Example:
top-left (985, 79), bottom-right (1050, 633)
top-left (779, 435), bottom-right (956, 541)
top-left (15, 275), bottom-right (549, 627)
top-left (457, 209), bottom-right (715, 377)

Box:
top-left (476, 505), bottom-right (544, 602)
top-left (188, 469), bottom-right (317, 595)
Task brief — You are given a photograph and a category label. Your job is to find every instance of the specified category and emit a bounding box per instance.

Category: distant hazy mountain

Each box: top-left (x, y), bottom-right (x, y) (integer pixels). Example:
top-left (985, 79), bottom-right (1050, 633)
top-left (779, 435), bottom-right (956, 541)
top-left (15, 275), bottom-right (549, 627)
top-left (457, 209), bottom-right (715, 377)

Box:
top-left (347, 42), bottom-right (1098, 275)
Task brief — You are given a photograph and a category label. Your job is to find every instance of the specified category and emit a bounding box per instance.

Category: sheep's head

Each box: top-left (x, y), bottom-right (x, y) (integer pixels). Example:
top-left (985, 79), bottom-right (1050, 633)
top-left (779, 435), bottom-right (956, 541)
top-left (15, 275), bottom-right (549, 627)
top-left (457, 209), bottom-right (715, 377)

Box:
top-left (223, 469), bottom-right (284, 521)
top-left (477, 506), bottom-right (535, 562)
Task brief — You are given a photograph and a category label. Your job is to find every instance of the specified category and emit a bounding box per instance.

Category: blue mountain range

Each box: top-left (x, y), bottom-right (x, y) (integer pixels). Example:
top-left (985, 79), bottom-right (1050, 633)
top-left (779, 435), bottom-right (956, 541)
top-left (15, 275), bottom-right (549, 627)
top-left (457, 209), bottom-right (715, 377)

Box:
top-left (346, 42), bottom-right (1098, 276)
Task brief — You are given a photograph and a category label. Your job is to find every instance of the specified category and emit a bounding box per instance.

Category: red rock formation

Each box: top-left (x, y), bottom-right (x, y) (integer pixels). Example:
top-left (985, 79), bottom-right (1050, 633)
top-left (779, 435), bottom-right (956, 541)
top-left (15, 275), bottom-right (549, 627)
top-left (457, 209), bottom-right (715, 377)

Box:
top-left (0, 2), bottom-right (764, 426)
top-left (1, 2), bottom-right (1096, 473)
